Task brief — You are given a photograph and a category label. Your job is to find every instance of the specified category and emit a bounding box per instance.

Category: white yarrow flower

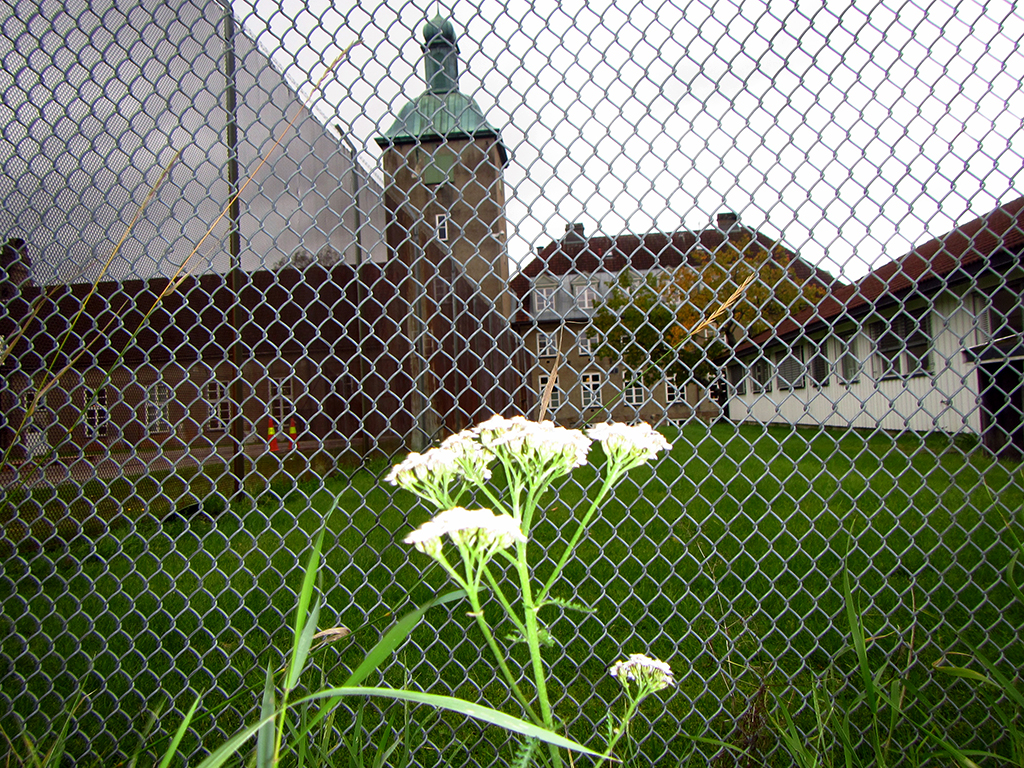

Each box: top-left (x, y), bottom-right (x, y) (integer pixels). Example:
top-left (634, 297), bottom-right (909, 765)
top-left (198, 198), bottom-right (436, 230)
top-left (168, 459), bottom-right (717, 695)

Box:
top-left (475, 415), bottom-right (591, 471)
top-left (588, 422), bottom-right (671, 466)
top-left (403, 507), bottom-right (526, 557)
top-left (609, 653), bottom-right (675, 691)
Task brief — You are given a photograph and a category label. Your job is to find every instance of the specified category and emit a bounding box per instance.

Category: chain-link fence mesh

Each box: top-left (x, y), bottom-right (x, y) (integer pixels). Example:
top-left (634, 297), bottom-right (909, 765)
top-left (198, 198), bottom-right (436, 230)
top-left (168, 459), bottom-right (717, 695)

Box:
top-left (1, 0), bottom-right (1023, 763)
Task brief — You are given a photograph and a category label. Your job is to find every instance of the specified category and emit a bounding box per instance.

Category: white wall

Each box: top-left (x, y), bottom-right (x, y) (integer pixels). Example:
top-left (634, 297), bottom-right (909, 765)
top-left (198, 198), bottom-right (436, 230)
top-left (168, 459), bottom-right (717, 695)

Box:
top-left (729, 285), bottom-right (987, 434)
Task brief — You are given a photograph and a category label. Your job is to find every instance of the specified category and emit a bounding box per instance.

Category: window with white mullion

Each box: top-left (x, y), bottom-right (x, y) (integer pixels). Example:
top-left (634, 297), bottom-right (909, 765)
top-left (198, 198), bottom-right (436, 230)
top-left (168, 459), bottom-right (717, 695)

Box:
top-left (580, 372), bottom-right (602, 408)
top-left (838, 329), bottom-right (860, 384)
top-left (204, 380), bottom-right (230, 432)
top-left (623, 378), bottom-right (644, 406)
top-left (146, 381), bottom-right (172, 434)
top-left (538, 331), bottom-right (557, 358)
top-left (871, 307), bottom-right (932, 379)
top-left (538, 373), bottom-right (562, 410)
top-left (776, 346), bottom-right (805, 390)
top-left (85, 386), bottom-right (108, 439)
top-left (271, 377), bottom-right (295, 426)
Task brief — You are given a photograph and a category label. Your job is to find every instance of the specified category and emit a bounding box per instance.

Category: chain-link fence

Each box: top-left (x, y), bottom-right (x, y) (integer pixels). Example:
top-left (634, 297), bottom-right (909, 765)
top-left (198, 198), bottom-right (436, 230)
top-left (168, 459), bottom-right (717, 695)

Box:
top-left (1, 0), bottom-right (1023, 763)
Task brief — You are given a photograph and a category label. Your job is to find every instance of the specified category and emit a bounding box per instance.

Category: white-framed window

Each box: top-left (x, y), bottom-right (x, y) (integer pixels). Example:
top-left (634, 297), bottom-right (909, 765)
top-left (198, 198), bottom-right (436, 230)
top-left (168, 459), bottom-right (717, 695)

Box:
top-left (575, 282), bottom-right (598, 310)
top-left (204, 380), bottom-right (230, 432)
top-left (665, 380), bottom-right (686, 404)
top-left (435, 214), bottom-right (449, 242)
top-left (538, 373), bottom-right (562, 410)
top-left (579, 330), bottom-right (599, 356)
top-left (580, 372), bottom-right (602, 409)
top-left (535, 285), bottom-right (556, 314)
top-left (85, 386), bottom-right (108, 439)
top-left (838, 330), bottom-right (860, 384)
top-left (624, 380), bottom-right (644, 407)
top-left (271, 377), bottom-right (295, 426)
top-left (538, 331), bottom-right (557, 358)
top-left (146, 381), bottom-right (172, 434)
top-left (751, 357), bottom-right (772, 394)
top-left (776, 346), bottom-right (806, 390)
top-left (871, 307), bottom-right (932, 379)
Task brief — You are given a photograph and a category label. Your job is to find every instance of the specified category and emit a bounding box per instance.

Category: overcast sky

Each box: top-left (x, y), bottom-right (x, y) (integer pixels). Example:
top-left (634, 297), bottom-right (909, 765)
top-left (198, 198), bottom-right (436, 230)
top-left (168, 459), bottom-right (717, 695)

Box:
top-left (232, 0), bottom-right (1024, 280)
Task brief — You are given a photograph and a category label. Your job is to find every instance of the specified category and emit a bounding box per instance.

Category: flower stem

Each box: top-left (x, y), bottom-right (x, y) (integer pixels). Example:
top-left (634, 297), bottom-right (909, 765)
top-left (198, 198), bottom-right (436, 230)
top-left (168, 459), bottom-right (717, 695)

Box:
top-left (536, 466), bottom-right (622, 605)
top-left (514, 538), bottom-right (564, 768)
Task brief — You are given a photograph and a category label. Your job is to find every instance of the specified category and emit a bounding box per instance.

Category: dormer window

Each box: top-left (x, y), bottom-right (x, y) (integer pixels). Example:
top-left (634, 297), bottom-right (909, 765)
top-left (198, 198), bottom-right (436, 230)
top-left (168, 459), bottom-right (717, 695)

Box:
top-left (575, 283), bottom-right (598, 310)
top-left (535, 285), bottom-right (556, 314)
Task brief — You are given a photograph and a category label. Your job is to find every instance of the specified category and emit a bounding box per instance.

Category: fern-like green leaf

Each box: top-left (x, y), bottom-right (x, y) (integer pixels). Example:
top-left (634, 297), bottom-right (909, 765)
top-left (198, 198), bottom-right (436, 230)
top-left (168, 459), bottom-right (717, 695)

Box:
top-left (540, 597), bottom-right (596, 615)
top-left (510, 737), bottom-right (539, 768)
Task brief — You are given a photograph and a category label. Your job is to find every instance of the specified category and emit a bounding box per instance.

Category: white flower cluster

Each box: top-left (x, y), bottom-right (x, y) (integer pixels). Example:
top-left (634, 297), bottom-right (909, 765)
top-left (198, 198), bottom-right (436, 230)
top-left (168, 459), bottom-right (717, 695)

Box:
top-left (384, 433), bottom-right (492, 499)
top-left (609, 653), bottom-right (675, 692)
top-left (403, 506), bottom-right (526, 559)
top-left (587, 422), bottom-right (672, 467)
top-left (474, 415), bottom-right (591, 471)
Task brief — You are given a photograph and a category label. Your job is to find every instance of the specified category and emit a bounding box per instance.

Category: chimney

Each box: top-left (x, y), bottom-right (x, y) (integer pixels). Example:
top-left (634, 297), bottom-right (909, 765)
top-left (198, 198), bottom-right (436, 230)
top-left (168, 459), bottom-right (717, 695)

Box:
top-left (563, 222), bottom-right (585, 243)
top-left (716, 212), bottom-right (739, 231)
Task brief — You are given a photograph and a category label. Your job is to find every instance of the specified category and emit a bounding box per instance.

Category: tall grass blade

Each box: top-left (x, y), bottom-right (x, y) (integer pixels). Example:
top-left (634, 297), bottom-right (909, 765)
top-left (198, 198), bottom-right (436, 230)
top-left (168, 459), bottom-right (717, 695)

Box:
top-left (296, 687), bottom-right (606, 759)
top-left (127, 696), bottom-right (164, 768)
top-left (283, 588), bottom-right (468, 754)
top-left (843, 569), bottom-right (884, 765)
top-left (343, 589), bottom-right (467, 688)
top-left (157, 697), bottom-right (201, 768)
top-left (295, 527), bottom-right (327, 645)
top-left (256, 663), bottom-right (276, 768)
top-left (286, 597), bottom-right (321, 694)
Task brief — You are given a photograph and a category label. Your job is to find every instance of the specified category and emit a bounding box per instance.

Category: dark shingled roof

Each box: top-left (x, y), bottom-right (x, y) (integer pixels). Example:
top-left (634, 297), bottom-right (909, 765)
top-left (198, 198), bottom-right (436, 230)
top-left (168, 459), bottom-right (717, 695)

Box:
top-left (737, 195), bottom-right (1024, 353)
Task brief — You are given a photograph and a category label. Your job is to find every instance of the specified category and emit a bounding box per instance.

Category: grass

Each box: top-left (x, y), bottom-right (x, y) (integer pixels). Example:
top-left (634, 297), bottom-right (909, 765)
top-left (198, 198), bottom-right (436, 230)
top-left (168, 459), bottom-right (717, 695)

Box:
top-left (0, 421), bottom-right (1021, 765)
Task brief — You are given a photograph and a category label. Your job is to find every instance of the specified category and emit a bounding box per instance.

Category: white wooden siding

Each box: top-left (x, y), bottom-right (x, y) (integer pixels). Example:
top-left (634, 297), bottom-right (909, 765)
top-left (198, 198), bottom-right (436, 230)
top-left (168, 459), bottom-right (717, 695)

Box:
top-left (731, 288), bottom-right (984, 434)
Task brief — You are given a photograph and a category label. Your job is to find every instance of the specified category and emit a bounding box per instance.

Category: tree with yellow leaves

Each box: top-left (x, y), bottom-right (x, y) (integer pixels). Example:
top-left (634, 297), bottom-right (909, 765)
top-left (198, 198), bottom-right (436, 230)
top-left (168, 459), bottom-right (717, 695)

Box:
top-left (592, 229), bottom-right (827, 387)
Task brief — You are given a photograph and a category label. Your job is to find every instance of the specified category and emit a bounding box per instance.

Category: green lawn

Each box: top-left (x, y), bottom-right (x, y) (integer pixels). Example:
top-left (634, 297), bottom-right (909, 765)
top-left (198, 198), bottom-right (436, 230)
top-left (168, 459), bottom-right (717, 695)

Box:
top-left (1, 422), bottom-right (1021, 765)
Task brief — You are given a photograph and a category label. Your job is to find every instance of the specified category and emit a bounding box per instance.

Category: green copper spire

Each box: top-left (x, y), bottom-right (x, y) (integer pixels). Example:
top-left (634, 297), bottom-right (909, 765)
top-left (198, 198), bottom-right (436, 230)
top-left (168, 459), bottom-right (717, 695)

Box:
top-left (376, 13), bottom-right (507, 164)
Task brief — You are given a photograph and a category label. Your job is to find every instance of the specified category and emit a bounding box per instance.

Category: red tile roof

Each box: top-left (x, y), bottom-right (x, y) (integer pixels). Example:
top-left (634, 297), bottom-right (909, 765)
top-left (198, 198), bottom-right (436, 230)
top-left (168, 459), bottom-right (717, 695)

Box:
top-left (739, 195), bottom-right (1024, 351)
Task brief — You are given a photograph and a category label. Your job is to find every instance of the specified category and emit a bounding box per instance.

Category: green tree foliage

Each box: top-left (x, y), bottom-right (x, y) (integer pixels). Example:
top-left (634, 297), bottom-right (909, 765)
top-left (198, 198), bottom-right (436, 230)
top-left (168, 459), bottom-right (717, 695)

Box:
top-left (592, 231), bottom-right (825, 386)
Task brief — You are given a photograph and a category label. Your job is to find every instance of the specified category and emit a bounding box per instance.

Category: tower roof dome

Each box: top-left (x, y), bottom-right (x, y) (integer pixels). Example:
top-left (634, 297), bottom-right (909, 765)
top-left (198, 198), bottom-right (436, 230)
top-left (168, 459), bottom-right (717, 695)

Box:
top-left (422, 14), bottom-right (457, 48)
top-left (376, 13), bottom-right (508, 165)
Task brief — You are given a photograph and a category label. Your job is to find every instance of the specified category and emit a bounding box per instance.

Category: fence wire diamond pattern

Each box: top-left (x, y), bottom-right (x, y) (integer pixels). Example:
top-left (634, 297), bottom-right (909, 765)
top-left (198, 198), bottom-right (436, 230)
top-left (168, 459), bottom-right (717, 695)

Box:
top-left (1, 0), bottom-right (1023, 764)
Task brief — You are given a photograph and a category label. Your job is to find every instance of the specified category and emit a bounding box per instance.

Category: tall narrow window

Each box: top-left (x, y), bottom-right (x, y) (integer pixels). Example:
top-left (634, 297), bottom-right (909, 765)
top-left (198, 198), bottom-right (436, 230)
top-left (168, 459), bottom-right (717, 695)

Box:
top-left (538, 331), bottom-right (557, 358)
top-left (85, 387), bottom-right (108, 439)
top-left (146, 381), bottom-right (172, 435)
top-left (988, 286), bottom-right (1024, 339)
top-left (271, 377), bottom-right (295, 426)
top-left (435, 214), bottom-right (449, 242)
top-left (728, 364), bottom-right (746, 396)
top-left (204, 380), bottom-right (230, 432)
top-left (751, 358), bottom-right (772, 394)
top-left (538, 373), bottom-right (561, 410)
top-left (809, 342), bottom-right (830, 388)
top-left (580, 372), bottom-right (602, 409)
top-left (578, 330), bottom-right (599, 356)
top-left (839, 330), bottom-right (860, 384)
top-left (776, 347), bottom-right (805, 391)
